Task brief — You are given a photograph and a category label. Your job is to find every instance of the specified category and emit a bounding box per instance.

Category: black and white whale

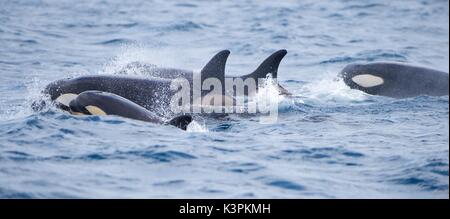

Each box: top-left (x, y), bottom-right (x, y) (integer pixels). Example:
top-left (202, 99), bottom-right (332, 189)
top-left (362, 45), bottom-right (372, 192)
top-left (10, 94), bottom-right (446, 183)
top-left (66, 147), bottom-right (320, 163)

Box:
top-left (118, 49), bottom-right (290, 96)
top-left (339, 62), bottom-right (449, 98)
top-left (68, 90), bottom-right (192, 130)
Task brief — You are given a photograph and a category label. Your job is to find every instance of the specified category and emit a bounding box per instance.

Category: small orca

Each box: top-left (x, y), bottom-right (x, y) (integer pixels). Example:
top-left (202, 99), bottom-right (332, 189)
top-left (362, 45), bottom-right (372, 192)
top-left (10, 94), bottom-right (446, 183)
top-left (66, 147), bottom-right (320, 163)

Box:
top-left (67, 91), bottom-right (192, 130)
top-left (339, 62), bottom-right (449, 98)
top-left (119, 49), bottom-right (290, 96)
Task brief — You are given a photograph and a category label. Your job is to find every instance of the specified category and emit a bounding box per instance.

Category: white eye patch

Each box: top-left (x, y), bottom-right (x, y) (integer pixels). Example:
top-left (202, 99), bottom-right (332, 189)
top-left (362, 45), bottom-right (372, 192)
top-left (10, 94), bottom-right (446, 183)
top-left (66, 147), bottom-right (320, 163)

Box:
top-left (351, 74), bottom-right (384, 88)
top-left (55, 93), bottom-right (78, 106)
top-left (85, 105), bottom-right (107, 115)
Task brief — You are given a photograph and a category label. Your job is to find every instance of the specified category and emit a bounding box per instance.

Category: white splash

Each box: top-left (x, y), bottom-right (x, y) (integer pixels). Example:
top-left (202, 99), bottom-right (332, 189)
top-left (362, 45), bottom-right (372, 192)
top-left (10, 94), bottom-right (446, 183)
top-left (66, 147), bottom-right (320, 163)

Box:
top-left (99, 43), bottom-right (151, 76)
top-left (98, 43), bottom-right (191, 77)
top-left (186, 120), bottom-right (208, 132)
top-left (255, 74), bottom-right (283, 109)
top-left (300, 71), bottom-right (368, 102)
top-left (0, 77), bottom-right (50, 121)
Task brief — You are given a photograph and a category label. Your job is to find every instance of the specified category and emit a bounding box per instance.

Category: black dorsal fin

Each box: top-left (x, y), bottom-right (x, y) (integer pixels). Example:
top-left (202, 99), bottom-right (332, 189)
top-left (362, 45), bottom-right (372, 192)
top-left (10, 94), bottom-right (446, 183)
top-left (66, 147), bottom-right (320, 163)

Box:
top-left (168, 115), bottom-right (193, 130)
top-left (243, 49), bottom-right (287, 79)
top-left (200, 50), bottom-right (230, 83)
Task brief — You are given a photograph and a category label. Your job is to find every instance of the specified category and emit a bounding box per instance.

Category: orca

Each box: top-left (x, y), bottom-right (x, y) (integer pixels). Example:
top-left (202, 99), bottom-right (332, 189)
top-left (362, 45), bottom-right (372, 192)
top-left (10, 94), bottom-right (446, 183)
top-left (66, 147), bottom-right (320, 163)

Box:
top-left (339, 62), bottom-right (449, 98)
top-left (118, 49), bottom-right (290, 96)
top-left (67, 90), bottom-right (192, 130)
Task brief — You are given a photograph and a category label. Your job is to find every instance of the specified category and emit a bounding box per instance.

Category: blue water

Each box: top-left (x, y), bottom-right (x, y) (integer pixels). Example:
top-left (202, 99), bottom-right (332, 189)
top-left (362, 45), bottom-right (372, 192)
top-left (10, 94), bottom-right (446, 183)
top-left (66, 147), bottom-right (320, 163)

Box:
top-left (0, 0), bottom-right (448, 198)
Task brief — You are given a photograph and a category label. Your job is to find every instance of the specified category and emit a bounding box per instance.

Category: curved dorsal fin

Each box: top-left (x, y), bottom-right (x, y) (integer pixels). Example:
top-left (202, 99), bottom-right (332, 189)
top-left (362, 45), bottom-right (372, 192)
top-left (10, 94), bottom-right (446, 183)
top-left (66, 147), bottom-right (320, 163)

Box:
top-left (244, 49), bottom-right (287, 79)
top-left (200, 50), bottom-right (230, 83)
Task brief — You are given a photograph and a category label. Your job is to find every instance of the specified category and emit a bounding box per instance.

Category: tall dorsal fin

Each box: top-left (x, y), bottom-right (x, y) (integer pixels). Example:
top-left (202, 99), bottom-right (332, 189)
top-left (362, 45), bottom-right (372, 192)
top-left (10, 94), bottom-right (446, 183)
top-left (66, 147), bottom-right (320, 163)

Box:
top-left (243, 49), bottom-right (287, 79)
top-left (200, 50), bottom-right (230, 83)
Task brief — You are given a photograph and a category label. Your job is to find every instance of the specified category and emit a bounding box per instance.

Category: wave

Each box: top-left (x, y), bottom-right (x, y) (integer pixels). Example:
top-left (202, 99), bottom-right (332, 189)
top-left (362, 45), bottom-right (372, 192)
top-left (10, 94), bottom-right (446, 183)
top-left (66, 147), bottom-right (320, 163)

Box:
top-left (320, 50), bottom-right (408, 64)
top-left (95, 38), bottom-right (135, 46)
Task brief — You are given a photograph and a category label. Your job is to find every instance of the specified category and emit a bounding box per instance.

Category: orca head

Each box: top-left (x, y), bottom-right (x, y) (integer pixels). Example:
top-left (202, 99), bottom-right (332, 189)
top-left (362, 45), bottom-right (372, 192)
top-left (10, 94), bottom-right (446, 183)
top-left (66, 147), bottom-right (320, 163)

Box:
top-left (68, 91), bottom-right (108, 115)
top-left (45, 76), bottom-right (106, 111)
top-left (340, 63), bottom-right (385, 94)
top-left (32, 78), bottom-right (72, 112)
top-left (43, 78), bottom-right (80, 110)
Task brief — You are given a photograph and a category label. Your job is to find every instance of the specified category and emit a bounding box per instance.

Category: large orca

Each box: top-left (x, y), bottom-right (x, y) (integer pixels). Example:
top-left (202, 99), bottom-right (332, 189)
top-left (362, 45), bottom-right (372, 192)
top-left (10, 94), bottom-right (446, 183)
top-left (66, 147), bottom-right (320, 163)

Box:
top-left (339, 62), bottom-right (449, 98)
top-left (118, 49), bottom-right (290, 96)
top-left (68, 91), bottom-right (192, 130)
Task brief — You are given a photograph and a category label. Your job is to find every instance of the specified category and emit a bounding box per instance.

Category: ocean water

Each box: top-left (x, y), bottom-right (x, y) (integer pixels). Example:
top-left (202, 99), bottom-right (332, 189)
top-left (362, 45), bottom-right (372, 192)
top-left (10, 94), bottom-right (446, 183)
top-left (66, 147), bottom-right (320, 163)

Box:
top-left (0, 0), bottom-right (448, 198)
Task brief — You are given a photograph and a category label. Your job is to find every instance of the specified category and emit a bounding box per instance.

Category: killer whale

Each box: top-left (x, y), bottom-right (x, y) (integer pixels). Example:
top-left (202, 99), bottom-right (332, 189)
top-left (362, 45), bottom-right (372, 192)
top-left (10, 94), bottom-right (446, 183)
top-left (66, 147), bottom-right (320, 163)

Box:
top-left (118, 49), bottom-right (290, 96)
top-left (68, 91), bottom-right (192, 130)
top-left (339, 62), bottom-right (449, 98)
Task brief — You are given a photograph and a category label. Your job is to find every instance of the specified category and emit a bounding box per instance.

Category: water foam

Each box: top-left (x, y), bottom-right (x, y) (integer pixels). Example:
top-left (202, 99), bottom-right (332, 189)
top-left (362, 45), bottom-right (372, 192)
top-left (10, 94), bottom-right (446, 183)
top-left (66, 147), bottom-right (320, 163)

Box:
top-left (0, 77), bottom-right (51, 121)
top-left (186, 120), bottom-right (208, 132)
top-left (300, 71), bottom-right (368, 103)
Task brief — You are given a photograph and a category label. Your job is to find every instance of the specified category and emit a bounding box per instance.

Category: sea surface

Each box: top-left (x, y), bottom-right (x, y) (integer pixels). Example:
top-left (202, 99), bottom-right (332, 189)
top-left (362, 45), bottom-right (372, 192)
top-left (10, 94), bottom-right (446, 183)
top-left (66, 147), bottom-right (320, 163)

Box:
top-left (0, 0), bottom-right (448, 198)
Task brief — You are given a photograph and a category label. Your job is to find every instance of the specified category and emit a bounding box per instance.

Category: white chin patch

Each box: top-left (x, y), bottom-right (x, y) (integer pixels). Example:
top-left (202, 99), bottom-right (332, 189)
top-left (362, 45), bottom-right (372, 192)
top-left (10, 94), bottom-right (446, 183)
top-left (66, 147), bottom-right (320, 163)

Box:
top-left (55, 93), bottom-right (78, 106)
top-left (351, 74), bottom-right (384, 88)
